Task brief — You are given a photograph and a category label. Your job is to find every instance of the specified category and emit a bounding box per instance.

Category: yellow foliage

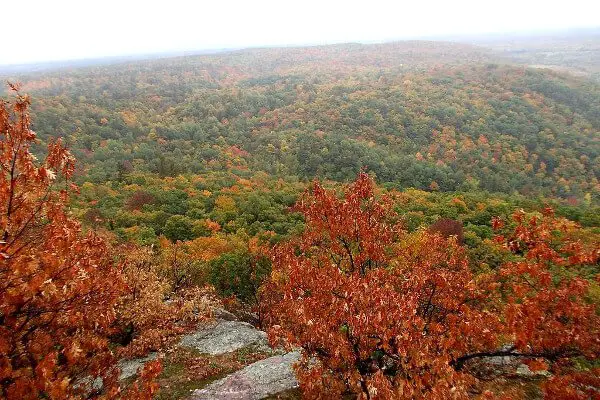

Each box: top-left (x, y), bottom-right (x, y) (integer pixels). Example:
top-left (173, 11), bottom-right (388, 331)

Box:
top-left (214, 195), bottom-right (237, 212)
top-left (186, 235), bottom-right (233, 262)
top-left (120, 110), bottom-right (138, 127)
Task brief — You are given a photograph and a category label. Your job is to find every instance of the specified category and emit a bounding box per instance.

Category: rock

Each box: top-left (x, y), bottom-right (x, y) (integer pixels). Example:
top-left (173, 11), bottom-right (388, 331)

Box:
top-left (73, 375), bottom-right (103, 395)
top-left (179, 320), bottom-right (270, 355)
top-left (118, 352), bottom-right (159, 381)
top-left (191, 351), bottom-right (301, 400)
top-left (212, 307), bottom-right (238, 321)
top-left (486, 344), bottom-right (517, 366)
top-left (485, 354), bottom-right (517, 366)
top-left (516, 363), bottom-right (552, 378)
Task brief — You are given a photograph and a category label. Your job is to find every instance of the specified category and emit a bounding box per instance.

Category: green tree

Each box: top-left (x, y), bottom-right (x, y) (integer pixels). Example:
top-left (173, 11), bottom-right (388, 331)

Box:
top-left (164, 215), bottom-right (196, 242)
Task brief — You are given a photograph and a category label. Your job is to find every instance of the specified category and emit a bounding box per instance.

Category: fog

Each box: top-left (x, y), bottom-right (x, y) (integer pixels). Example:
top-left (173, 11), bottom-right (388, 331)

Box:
top-left (2, 0), bottom-right (599, 65)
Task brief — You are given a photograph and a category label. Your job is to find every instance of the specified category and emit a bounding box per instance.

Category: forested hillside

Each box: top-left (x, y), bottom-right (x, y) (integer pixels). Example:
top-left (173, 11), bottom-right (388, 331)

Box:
top-left (1, 40), bottom-right (599, 399)
top-left (4, 41), bottom-right (598, 201)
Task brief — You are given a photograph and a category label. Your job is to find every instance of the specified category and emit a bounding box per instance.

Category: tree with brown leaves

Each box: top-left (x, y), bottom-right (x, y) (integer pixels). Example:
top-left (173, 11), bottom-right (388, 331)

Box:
top-left (0, 86), bottom-right (160, 399)
top-left (263, 173), bottom-right (599, 399)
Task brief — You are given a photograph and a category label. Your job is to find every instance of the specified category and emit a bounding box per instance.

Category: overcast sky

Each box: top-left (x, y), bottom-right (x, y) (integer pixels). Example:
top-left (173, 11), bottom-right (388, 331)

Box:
top-left (2, 0), bottom-right (599, 65)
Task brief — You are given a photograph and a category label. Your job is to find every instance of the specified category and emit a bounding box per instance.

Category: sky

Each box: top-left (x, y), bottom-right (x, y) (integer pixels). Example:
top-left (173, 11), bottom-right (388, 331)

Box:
top-left (2, 0), bottom-right (599, 65)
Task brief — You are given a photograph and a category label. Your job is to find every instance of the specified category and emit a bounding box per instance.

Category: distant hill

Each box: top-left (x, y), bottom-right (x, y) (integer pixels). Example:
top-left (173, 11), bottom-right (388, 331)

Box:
top-left (3, 40), bottom-right (599, 202)
top-left (0, 48), bottom-right (238, 76)
top-left (472, 28), bottom-right (600, 81)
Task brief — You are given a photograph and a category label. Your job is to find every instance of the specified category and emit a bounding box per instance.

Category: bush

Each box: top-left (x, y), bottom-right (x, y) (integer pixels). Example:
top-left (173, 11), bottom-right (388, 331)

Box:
top-left (164, 215), bottom-right (196, 242)
top-left (208, 251), bottom-right (270, 303)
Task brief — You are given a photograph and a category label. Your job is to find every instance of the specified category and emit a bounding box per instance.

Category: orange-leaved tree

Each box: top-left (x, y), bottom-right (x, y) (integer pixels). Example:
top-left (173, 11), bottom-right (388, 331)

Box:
top-left (487, 209), bottom-right (600, 398)
top-left (115, 244), bottom-right (215, 358)
top-left (0, 86), bottom-right (160, 399)
top-left (263, 173), bottom-right (599, 399)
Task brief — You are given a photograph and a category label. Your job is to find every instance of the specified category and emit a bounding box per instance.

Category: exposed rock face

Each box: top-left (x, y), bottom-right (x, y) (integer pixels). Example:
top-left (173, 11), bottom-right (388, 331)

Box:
top-left (466, 344), bottom-right (553, 379)
top-left (117, 310), bottom-right (299, 399)
top-left (212, 307), bottom-right (238, 321)
top-left (118, 352), bottom-right (159, 381)
top-left (191, 351), bottom-right (301, 400)
top-left (516, 363), bottom-right (552, 378)
top-left (179, 320), bottom-right (270, 355)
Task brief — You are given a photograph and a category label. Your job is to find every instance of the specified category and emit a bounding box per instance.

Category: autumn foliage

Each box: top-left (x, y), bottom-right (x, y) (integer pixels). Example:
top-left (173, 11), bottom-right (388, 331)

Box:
top-left (0, 87), bottom-right (161, 399)
top-left (492, 209), bottom-right (600, 396)
top-left (428, 217), bottom-right (464, 244)
top-left (2, 79), bottom-right (598, 399)
top-left (115, 244), bottom-right (215, 358)
top-left (263, 173), bottom-right (599, 399)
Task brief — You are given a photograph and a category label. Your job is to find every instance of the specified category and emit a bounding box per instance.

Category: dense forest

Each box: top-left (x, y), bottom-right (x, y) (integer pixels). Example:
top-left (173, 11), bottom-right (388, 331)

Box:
top-left (3, 42), bottom-right (599, 197)
top-left (1, 38), bottom-right (599, 399)
top-left (1, 41), bottom-right (597, 246)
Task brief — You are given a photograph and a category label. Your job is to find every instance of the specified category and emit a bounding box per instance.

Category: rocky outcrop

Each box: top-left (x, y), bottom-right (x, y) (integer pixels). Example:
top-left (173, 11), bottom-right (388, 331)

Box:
top-left (466, 344), bottom-right (553, 379)
top-left (117, 309), bottom-right (300, 399)
top-left (179, 320), bottom-right (270, 355)
top-left (191, 351), bottom-right (301, 400)
top-left (118, 352), bottom-right (159, 381)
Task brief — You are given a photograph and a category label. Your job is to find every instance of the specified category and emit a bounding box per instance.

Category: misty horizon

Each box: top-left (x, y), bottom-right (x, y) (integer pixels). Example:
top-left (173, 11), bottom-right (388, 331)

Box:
top-left (1, 26), bottom-right (599, 72)
top-left (3, 0), bottom-right (599, 66)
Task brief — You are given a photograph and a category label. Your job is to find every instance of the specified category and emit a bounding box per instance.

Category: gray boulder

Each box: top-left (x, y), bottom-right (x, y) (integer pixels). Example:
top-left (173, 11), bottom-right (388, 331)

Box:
top-left (118, 352), bottom-right (159, 381)
top-left (212, 307), bottom-right (238, 321)
top-left (179, 320), bottom-right (269, 355)
top-left (179, 320), bottom-right (270, 355)
top-left (191, 351), bottom-right (301, 400)
top-left (516, 363), bottom-right (552, 378)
